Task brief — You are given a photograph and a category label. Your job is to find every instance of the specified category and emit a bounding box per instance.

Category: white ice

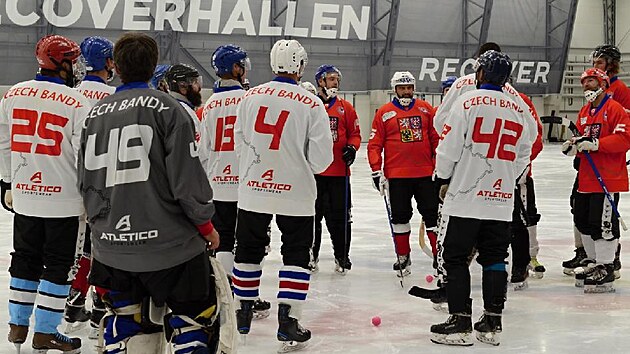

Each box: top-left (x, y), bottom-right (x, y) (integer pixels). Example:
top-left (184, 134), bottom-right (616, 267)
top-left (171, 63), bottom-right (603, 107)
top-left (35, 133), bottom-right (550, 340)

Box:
top-left (1, 143), bottom-right (629, 354)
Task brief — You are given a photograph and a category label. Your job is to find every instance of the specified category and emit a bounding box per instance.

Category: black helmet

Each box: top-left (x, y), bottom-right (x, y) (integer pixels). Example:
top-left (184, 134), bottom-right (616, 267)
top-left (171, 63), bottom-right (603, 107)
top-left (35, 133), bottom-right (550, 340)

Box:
top-left (165, 64), bottom-right (201, 92)
top-left (592, 44), bottom-right (621, 62)
top-left (475, 50), bottom-right (512, 86)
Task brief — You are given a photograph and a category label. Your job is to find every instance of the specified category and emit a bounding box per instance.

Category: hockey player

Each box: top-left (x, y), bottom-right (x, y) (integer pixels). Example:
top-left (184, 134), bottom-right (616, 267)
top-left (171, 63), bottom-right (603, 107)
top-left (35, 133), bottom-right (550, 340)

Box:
top-left (564, 45), bottom-right (630, 277)
top-left (1, 34), bottom-right (88, 353)
top-left (150, 64), bottom-right (171, 92)
top-left (232, 39), bottom-right (333, 352)
top-left (199, 44), bottom-right (271, 318)
top-left (79, 32), bottom-right (221, 354)
top-left (165, 64), bottom-right (204, 138)
top-left (367, 71), bottom-right (440, 276)
top-left (64, 35), bottom-right (117, 337)
top-left (442, 76), bottom-right (457, 96)
top-left (312, 64), bottom-right (361, 274)
top-left (431, 50), bottom-right (531, 347)
top-left (561, 68), bottom-right (630, 293)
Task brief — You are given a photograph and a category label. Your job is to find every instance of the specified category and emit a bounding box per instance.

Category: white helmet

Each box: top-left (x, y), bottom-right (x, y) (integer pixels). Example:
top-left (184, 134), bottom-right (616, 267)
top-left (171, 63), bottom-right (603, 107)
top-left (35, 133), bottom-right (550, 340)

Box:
top-left (270, 39), bottom-right (308, 76)
top-left (391, 71), bottom-right (415, 106)
top-left (390, 71), bottom-right (416, 91)
top-left (300, 81), bottom-right (317, 95)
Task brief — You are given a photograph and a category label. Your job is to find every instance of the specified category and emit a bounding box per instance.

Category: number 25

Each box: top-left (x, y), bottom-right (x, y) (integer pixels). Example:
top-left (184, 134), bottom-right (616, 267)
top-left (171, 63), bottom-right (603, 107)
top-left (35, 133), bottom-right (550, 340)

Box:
top-left (11, 108), bottom-right (68, 156)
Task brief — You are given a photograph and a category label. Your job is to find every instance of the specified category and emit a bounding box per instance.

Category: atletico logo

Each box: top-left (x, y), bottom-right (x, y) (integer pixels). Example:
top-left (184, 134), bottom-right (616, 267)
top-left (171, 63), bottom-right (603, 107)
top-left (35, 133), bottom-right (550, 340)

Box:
top-left (261, 169), bottom-right (274, 181)
top-left (30, 172), bottom-right (42, 184)
top-left (493, 179), bottom-right (503, 190)
top-left (223, 165), bottom-right (232, 175)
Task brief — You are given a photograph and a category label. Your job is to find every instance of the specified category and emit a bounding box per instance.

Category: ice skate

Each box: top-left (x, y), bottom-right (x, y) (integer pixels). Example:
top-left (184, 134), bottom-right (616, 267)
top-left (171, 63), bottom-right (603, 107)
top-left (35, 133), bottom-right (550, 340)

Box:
top-left (309, 259), bottom-right (319, 274)
top-left (334, 257), bottom-right (352, 275)
top-left (430, 314), bottom-right (473, 346)
top-left (584, 264), bottom-right (616, 293)
top-left (32, 331), bottom-right (81, 354)
top-left (8, 324), bottom-right (28, 353)
top-left (63, 289), bottom-right (90, 334)
top-left (277, 304), bottom-right (310, 353)
top-left (574, 260), bottom-right (596, 288)
top-left (393, 254), bottom-right (411, 277)
top-left (562, 247), bottom-right (587, 275)
top-left (253, 298), bottom-right (271, 320)
top-left (528, 257), bottom-right (545, 279)
top-left (236, 300), bottom-right (254, 334)
top-left (474, 311), bottom-right (502, 346)
top-left (510, 267), bottom-right (528, 291)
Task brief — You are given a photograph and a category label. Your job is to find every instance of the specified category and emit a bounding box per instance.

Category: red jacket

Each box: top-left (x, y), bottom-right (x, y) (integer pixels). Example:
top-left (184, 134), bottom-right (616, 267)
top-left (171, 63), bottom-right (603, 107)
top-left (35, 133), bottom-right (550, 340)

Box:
top-left (608, 77), bottom-right (630, 111)
top-left (368, 99), bottom-right (439, 178)
top-left (576, 95), bottom-right (630, 193)
top-left (318, 97), bottom-right (361, 176)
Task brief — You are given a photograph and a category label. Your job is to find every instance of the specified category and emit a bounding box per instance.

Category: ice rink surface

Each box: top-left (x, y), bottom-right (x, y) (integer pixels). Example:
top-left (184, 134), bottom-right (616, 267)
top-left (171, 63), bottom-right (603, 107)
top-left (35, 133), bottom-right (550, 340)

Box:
top-left (0, 143), bottom-right (629, 353)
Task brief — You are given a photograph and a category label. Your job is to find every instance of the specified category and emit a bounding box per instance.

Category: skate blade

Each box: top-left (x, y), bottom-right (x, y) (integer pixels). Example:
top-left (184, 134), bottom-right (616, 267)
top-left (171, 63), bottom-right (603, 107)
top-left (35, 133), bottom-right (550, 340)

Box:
top-left (278, 340), bottom-right (308, 353)
top-left (88, 326), bottom-right (100, 340)
top-left (63, 320), bottom-right (88, 334)
top-left (574, 279), bottom-right (584, 288)
top-left (512, 281), bottom-right (528, 291)
top-left (563, 268), bottom-right (577, 276)
top-left (33, 349), bottom-right (80, 354)
top-left (476, 330), bottom-right (501, 346)
top-left (584, 284), bottom-right (615, 293)
top-left (239, 333), bottom-right (249, 346)
top-left (13, 342), bottom-right (21, 354)
top-left (431, 302), bottom-right (449, 313)
top-left (430, 332), bottom-right (473, 346)
top-left (395, 269), bottom-right (412, 278)
top-left (614, 270), bottom-right (620, 280)
top-left (253, 309), bottom-right (270, 320)
top-left (334, 268), bottom-right (348, 276)
top-left (529, 271), bottom-right (544, 279)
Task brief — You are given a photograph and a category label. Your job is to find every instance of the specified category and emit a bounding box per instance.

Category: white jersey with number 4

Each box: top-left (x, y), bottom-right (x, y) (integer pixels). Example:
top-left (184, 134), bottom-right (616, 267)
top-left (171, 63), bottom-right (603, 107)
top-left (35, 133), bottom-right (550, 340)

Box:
top-left (435, 88), bottom-right (532, 221)
top-left (235, 78), bottom-right (333, 216)
top-left (0, 78), bottom-right (91, 217)
top-left (434, 73), bottom-right (538, 148)
top-left (199, 87), bottom-right (245, 202)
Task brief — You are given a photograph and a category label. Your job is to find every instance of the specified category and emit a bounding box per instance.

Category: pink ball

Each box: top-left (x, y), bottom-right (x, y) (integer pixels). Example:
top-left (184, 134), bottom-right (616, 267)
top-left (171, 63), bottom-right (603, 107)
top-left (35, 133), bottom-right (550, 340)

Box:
top-left (371, 316), bottom-right (381, 327)
top-left (425, 274), bottom-right (434, 283)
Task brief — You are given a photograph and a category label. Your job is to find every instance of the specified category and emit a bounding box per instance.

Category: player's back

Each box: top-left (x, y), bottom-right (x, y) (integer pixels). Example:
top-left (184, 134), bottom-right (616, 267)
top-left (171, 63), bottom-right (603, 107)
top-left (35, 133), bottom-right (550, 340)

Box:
top-left (0, 77), bottom-right (91, 217)
top-left (235, 78), bottom-right (333, 216)
top-left (76, 76), bottom-right (116, 106)
top-left (200, 88), bottom-right (245, 202)
top-left (437, 88), bottom-right (530, 221)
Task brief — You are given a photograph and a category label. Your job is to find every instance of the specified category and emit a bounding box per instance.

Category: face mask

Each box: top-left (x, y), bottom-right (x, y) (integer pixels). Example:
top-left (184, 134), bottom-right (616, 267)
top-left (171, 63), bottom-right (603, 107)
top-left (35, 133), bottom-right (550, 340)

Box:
top-left (323, 87), bottom-right (338, 99)
top-left (397, 97), bottom-right (412, 106)
top-left (584, 88), bottom-right (603, 103)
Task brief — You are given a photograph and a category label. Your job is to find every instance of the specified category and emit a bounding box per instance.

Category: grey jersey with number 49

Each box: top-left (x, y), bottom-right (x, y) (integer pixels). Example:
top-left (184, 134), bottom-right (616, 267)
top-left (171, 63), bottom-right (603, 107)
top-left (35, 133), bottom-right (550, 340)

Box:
top-left (79, 87), bottom-right (215, 272)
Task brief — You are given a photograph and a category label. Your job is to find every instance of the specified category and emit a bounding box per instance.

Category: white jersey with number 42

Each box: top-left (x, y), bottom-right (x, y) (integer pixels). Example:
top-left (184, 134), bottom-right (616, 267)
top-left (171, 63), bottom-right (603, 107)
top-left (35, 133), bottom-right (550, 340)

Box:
top-left (235, 79), bottom-right (333, 216)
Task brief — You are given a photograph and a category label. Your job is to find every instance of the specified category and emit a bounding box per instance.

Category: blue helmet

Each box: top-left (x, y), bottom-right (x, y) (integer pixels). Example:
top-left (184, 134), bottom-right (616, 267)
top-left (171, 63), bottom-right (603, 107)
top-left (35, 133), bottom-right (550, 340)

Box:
top-left (151, 64), bottom-right (171, 90)
top-left (441, 76), bottom-right (457, 90)
top-left (475, 50), bottom-right (512, 86)
top-left (211, 44), bottom-right (249, 76)
top-left (80, 36), bottom-right (113, 72)
top-left (315, 64), bottom-right (342, 84)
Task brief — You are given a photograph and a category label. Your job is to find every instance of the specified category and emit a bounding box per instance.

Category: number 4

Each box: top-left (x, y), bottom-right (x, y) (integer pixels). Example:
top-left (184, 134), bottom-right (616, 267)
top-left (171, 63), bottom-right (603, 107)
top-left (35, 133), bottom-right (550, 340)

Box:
top-left (472, 117), bottom-right (523, 161)
top-left (254, 106), bottom-right (289, 150)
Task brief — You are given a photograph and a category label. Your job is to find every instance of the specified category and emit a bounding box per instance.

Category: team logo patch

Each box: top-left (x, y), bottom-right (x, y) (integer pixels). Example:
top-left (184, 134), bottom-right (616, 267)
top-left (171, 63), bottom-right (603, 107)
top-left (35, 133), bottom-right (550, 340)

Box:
top-left (580, 116), bottom-right (587, 125)
top-left (585, 123), bottom-right (602, 138)
top-left (337, 106), bottom-right (345, 115)
top-left (329, 117), bottom-right (339, 142)
top-left (382, 111), bottom-right (397, 122)
top-left (419, 107), bottom-right (429, 113)
top-left (398, 117), bottom-right (423, 143)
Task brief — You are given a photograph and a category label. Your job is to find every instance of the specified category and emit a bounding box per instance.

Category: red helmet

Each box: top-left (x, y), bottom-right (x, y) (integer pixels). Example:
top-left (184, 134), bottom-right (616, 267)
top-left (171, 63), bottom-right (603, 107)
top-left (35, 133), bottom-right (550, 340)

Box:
top-left (580, 68), bottom-right (610, 88)
top-left (35, 35), bottom-right (81, 71)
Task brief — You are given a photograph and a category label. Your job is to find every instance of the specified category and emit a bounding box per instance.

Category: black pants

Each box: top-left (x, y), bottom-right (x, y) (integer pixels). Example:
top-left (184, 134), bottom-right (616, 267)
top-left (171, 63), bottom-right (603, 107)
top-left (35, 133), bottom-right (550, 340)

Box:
top-left (389, 177), bottom-right (439, 228)
top-left (574, 192), bottom-right (620, 241)
top-left (10, 213), bottom-right (79, 284)
top-left (90, 251), bottom-right (216, 316)
top-left (212, 201), bottom-right (238, 253)
top-left (439, 216), bottom-right (509, 314)
top-left (314, 175), bottom-right (351, 261)
top-left (234, 209), bottom-right (313, 269)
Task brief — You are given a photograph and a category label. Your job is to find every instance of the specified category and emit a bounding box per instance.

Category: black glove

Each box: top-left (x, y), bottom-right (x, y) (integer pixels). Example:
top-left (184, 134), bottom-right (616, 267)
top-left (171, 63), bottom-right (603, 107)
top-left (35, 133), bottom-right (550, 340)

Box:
top-left (342, 145), bottom-right (357, 166)
top-left (434, 177), bottom-right (451, 202)
top-left (1, 180), bottom-right (14, 213)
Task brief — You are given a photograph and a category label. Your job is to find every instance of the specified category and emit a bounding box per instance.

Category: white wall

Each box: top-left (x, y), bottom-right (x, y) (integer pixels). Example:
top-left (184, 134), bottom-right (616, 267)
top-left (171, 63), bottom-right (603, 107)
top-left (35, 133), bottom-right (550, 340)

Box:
top-left (617, 1), bottom-right (630, 53)
top-left (570, 0), bottom-right (604, 51)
